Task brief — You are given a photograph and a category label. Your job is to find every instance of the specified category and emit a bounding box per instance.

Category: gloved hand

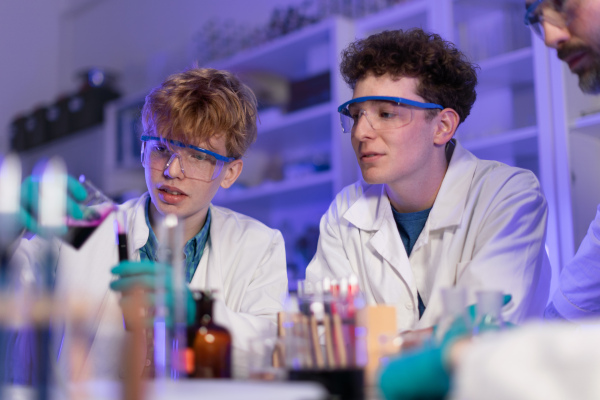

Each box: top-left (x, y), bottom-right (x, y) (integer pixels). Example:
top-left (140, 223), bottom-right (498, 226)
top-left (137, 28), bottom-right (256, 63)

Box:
top-left (432, 294), bottom-right (514, 343)
top-left (20, 175), bottom-right (87, 234)
top-left (379, 344), bottom-right (450, 400)
top-left (466, 294), bottom-right (512, 322)
top-left (379, 294), bottom-right (515, 399)
top-left (110, 260), bottom-right (196, 327)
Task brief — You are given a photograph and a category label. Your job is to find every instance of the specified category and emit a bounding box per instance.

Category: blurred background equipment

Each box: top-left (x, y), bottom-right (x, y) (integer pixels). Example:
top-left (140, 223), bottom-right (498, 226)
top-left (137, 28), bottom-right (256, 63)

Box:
top-left (9, 67), bottom-right (120, 153)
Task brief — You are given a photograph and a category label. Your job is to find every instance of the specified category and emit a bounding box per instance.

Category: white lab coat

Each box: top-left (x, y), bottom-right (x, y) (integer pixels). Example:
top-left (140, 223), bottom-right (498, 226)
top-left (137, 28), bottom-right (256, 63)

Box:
top-left (549, 204), bottom-right (600, 320)
top-left (11, 193), bottom-right (288, 379)
top-left (306, 140), bottom-right (550, 331)
top-left (450, 321), bottom-right (600, 400)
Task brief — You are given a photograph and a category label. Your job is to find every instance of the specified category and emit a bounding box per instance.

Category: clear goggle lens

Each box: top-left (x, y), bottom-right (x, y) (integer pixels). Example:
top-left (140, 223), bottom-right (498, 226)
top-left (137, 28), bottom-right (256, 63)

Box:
top-left (524, 0), bottom-right (568, 40)
top-left (339, 100), bottom-right (418, 133)
top-left (142, 140), bottom-right (224, 182)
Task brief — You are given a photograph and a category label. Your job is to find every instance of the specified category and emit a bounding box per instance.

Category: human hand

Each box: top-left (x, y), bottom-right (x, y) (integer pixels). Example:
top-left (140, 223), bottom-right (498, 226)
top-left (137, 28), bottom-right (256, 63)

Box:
top-left (379, 343), bottom-right (450, 400)
top-left (466, 294), bottom-right (512, 322)
top-left (110, 260), bottom-right (196, 327)
top-left (20, 174), bottom-right (87, 234)
top-left (379, 295), bottom-right (514, 399)
top-left (432, 294), bottom-right (514, 343)
top-left (398, 327), bottom-right (435, 351)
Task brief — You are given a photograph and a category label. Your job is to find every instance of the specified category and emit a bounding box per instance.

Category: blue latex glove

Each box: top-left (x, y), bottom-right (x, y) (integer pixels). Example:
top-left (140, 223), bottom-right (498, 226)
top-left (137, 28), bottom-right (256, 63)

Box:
top-left (110, 260), bottom-right (196, 327)
top-left (466, 294), bottom-right (512, 322)
top-left (380, 345), bottom-right (450, 400)
top-left (379, 294), bottom-right (515, 399)
top-left (20, 175), bottom-right (87, 234)
top-left (432, 294), bottom-right (514, 341)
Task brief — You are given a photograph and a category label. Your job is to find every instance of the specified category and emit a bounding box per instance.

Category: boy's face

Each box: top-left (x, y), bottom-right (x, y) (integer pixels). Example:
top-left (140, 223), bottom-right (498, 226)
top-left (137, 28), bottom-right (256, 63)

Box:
top-left (350, 74), bottom-right (442, 188)
top-left (143, 133), bottom-right (241, 225)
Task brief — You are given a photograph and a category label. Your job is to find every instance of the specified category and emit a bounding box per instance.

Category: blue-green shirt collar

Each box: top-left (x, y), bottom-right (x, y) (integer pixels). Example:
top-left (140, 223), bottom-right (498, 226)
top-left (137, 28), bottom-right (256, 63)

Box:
top-left (139, 196), bottom-right (211, 283)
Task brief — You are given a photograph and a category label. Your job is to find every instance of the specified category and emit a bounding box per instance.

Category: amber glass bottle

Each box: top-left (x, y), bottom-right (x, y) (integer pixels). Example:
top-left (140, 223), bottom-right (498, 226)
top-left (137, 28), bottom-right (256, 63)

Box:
top-left (188, 290), bottom-right (232, 378)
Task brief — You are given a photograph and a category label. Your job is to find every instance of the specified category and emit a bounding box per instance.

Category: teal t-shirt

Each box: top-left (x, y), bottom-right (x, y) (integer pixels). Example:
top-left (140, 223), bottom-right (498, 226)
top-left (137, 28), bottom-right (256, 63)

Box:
top-left (392, 206), bottom-right (432, 319)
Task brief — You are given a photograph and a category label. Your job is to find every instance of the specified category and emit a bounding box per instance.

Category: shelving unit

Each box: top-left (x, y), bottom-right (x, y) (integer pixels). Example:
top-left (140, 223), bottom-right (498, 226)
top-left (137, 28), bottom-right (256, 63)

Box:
top-left (206, 17), bottom-right (357, 278)
top-left (573, 112), bottom-right (600, 136)
top-left (542, 47), bottom-right (600, 262)
top-left (451, 2), bottom-right (536, 172)
top-left (102, 91), bottom-right (148, 200)
top-left (17, 125), bottom-right (105, 184)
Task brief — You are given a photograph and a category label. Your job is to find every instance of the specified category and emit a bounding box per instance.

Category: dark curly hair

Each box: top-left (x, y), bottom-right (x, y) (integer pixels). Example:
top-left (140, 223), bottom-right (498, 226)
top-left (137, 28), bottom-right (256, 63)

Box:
top-left (340, 28), bottom-right (478, 124)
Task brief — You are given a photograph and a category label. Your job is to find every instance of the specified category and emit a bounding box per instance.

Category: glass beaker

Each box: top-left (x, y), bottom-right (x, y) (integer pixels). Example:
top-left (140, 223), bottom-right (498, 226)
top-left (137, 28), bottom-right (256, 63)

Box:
top-left (62, 175), bottom-right (117, 249)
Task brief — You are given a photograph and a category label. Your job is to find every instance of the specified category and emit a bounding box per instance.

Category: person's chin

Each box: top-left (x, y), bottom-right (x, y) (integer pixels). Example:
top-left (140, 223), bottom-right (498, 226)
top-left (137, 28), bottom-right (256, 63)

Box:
top-left (360, 169), bottom-right (386, 185)
top-left (572, 57), bottom-right (600, 94)
top-left (578, 73), bottom-right (600, 95)
top-left (577, 70), bottom-right (600, 94)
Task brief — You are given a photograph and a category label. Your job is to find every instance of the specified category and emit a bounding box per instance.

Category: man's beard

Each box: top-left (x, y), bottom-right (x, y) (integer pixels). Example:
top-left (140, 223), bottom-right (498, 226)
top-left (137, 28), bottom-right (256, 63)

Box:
top-left (576, 62), bottom-right (600, 94)
top-left (558, 44), bottom-right (600, 95)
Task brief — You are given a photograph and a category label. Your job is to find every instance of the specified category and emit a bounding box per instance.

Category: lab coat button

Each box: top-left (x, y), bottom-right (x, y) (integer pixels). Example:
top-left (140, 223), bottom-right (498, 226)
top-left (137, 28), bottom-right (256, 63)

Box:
top-left (405, 302), bottom-right (413, 310)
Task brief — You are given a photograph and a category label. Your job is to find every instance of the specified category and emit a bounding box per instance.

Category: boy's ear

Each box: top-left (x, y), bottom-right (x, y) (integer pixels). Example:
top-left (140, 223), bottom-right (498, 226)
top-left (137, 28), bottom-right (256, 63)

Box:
top-left (220, 159), bottom-right (243, 189)
top-left (433, 108), bottom-right (460, 146)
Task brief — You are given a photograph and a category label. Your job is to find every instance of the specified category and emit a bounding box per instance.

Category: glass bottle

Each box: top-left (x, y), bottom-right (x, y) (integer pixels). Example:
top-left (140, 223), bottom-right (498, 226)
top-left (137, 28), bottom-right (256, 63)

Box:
top-left (188, 290), bottom-right (232, 378)
top-left (473, 290), bottom-right (505, 335)
top-left (435, 287), bottom-right (471, 345)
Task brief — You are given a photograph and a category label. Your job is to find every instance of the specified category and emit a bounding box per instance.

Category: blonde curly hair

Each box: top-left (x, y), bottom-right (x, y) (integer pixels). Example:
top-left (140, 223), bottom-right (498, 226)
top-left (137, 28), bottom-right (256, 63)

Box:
top-left (142, 67), bottom-right (258, 159)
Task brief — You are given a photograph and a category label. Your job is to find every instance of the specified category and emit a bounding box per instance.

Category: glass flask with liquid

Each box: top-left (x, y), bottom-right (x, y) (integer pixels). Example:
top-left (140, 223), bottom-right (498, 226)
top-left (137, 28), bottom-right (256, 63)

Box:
top-left (62, 175), bottom-right (117, 249)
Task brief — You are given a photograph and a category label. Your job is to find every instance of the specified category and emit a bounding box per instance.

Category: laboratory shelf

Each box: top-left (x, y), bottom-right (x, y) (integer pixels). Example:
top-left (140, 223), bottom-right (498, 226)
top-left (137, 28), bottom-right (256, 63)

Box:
top-left (572, 111), bottom-right (600, 138)
top-left (355, 0), bottom-right (429, 34)
top-left (259, 103), bottom-right (331, 134)
top-left (462, 125), bottom-right (537, 151)
top-left (256, 103), bottom-right (333, 151)
top-left (212, 18), bottom-right (334, 80)
top-left (477, 47), bottom-right (534, 89)
top-left (213, 171), bottom-right (334, 206)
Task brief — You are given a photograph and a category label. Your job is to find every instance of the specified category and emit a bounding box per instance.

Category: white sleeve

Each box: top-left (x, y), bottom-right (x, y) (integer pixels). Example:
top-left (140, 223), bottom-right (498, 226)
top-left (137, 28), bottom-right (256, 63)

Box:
top-left (451, 322), bottom-right (600, 400)
top-left (305, 197), bottom-right (354, 285)
top-left (551, 205), bottom-right (600, 320)
top-left (211, 230), bottom-right (288, 378)
top-left (456, 169), bottom-right (550, 323)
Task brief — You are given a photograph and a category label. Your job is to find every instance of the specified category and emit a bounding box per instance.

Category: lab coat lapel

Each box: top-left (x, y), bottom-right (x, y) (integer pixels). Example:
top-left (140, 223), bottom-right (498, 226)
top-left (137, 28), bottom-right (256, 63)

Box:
top-left (189, 205), bottom-right (222, 293)
top-left (129, 194), bottom-right (151, 259)
top-left (344, 184), bottom-right (416, 290)
top-left (426, 140), bottom-right (476, 232)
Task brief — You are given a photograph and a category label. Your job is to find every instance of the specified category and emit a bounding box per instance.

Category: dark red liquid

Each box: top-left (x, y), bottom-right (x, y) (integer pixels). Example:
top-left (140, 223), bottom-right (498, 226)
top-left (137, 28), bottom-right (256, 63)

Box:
top-left (62, 225), bottom-right (99, 249)
top-left (63, 206), bottom-right (114, 249)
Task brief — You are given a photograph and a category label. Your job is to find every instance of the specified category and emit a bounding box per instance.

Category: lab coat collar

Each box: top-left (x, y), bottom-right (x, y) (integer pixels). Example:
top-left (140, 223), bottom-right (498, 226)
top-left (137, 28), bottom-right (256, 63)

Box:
top-left (343, 139), bottom-right (477, 233)
top-left (344, 183), bottom-right (390, 232)
top-left (343, 183), bottom-right (415, 291)
top-left (428, 139), bottom-right (477, 231)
